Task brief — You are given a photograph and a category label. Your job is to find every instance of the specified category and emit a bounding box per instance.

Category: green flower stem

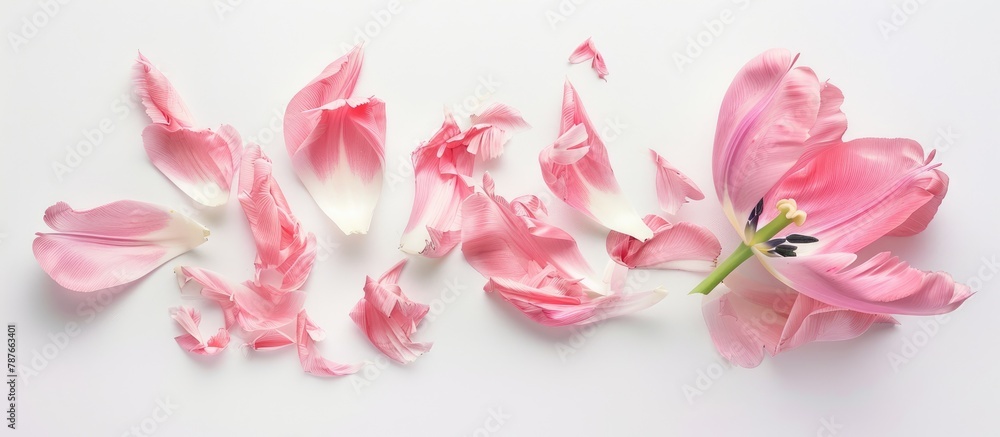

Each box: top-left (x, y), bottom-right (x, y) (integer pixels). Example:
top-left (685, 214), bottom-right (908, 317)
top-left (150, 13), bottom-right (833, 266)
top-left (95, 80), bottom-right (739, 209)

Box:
top-left (689, 212), bottom-right (796, 295)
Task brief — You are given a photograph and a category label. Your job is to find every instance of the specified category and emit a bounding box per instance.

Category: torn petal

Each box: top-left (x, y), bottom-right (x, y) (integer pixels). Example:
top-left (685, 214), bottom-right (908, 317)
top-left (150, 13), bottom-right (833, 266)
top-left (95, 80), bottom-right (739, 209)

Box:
top-left (607, 215), bottom-right (720, 271)
top-left (540, 81), bottom-right (651, 240)
top-left (33, 201), bottom-right (209, 292)
top-left (568, 38), bottom-right (609, 80)
top-left (284, 45), bottom-right (365, 158)
top-left (459, 103), bottom-right (530, 160)
top-left (142, 124), bottom-right (243, 206)
top-left (170, 306), bottom-right (229, 355)
top-left (176, 266), bottom-right (306, 332)
top-left (296, 311), bottom-right (363, 377)
top-left (650, 149), bottom-right (704, 215)
top-left (133, 52), bottom-right (195, 129)
top-left (350, 259), bottom-right (432, 364)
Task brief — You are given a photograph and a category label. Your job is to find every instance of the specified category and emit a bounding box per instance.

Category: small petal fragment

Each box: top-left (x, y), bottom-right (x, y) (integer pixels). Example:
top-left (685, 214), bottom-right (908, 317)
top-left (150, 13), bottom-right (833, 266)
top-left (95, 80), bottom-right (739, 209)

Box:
top-left (296, 311), bottom-right (363, 377)
top-left (170, 306), bottom-right (229, 356)
top-left (568, 38), bottom-right (609, 80)
top-left (350, 260), bottom-right (432, 364)
top-left (176, 266), bottom-right (306, 332)
top-left (540, 81), bottom-right (652, 240)
top-left (607, 215), bottom-right (720, 271)
top-left (458, 103), bottom-right (530, 160)
top-left (33, 201), bottom-right (209, 292)
top-left (133, 52), bottom-right (195, 129)
top-left (650, 150), bottom-right (704, 215)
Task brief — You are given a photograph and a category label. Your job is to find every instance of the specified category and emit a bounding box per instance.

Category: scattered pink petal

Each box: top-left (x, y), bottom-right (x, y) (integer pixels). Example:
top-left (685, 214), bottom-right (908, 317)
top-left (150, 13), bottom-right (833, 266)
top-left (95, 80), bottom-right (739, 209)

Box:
top-left (399, 112), bottom-right (474, 257)
top-left (607, 215), bottom-right (720, 271)
top-left (134, 53), bottom-right (243, 206)
top-left (176, 266), bottom-right (306, 332)
top-left (238, 145), bottom-right (317, 292)
top-left (170, 306), bottom-right (229, 356)
top-left (455, 103), bottom-right (530, 161)
top-left (350, 259), bottom-right (432, 364)
top-left (568, 38), bottom-right (609, 80)
top-left (33, 200), bottom-right (209, 292)
top-left (650, 149), bottom-right (704, 215)
top-left (284, 46), bottom-right (385, 235)
top-left (296, 311), bottom-right (363, 377)
top-left (540, 81), bottom-right (652, 240)
top-left (461, 174), bottom-right (666, 326)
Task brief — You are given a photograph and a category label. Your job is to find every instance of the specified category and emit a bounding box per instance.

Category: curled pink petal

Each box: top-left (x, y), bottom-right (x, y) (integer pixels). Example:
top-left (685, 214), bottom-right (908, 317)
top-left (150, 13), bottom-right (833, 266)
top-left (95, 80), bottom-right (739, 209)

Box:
top-left (33, 201), bottom-right (209, 292)
top-left (462, 174), bottom-right (665, 326)
top-left (238, 145), bottom-right (317, 292)
top-left (540, 81), bottom-right (652, 240)
top-left (296, 311), bottom-right (363, 377)
top-left (176, 266), bottom-right (306, 332)
top-left (399, 113), bottom-right (474, 257)
top-left (762, 251), bottom-right (972, 316)
top-left (712, 49), bottom-right (823, 237)
top-left (170, 306), bottom-right (229, 355)
top-left (133, 52), bottom-right (195, 129)
top-left (458, 103), bottom-right (530, 160)
top-left (650, 150), bottom-right (704, 215)
top-left (142, 124), bottom-right (242, 206)
top-left (134, 53), bottom-right (243, 206)
top-left (350, 259), bottom-right (432, 364)
top-left (607, 215), bottom-right (720, 271)
top-left (284, 45), bottom-right (383, 235)
top-left (568, 38), bottom-right (609, 80)
top-left (762, 139), bottom-right (949, 254)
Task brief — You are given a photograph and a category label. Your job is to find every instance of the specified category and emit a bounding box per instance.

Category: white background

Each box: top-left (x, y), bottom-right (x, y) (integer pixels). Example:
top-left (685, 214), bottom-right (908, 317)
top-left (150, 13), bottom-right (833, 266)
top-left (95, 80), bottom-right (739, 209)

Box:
top-left (2, 1), bottom-right (998, 436)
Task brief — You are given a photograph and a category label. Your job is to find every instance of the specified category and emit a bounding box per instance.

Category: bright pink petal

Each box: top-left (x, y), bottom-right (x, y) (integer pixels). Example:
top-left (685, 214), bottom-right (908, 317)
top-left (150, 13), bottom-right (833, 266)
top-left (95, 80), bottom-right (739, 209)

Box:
top-left (540, 81), bottom-right (652, 240)
top-left (459, 103), bottom-right (530, 160)
top-left (246, 326), bottom-right (296, 351)
top-left (176, 266), bottom-right (306, 332)
top-left (607, 215), bottom-right (720, 271)
top-left (713, 49), bottom-right (822, 237)
top-left (649, 149), bottom-right (704, 215)
top-left (762, 251), bottom-right (972, 316)
top-left (238, 145), bottom-right (317, 292)
top-left (170, 306), bottom-right (229, 356)
top-left (33, 201), bottom-right (209, 292)
top-left (284, 45), bottom-right (364, 158)
top-left (568, 38), bottom-right (609, 80)
top-left (762, 139), bottom-right (948, 254)
top-left (400, 113), bottom-right (475, 257)
top-left (289, 97), bottom-right (386, 234)
top-left (141, 124), bottom-right (242, 206)
top-left (296, 311), bottom-right (363, 377)
top-left (133, 52), bottom-right (195, 129)
top-left (350, 259), bottom-right (432, 364)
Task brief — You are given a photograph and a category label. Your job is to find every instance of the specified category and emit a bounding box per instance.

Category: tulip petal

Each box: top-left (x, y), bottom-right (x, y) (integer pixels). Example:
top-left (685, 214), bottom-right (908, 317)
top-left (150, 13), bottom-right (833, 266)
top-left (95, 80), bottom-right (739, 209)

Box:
top-left (713, 49), bottom-right (822, 237)
top-left (238, 145), bottom-right (317, 292)
top-left (568, 38), bottom-right (609, 80)
top-left (284, 45), bottom-right (364, 158)
top-left (296, 311), bottom-right (363, 377)
top-left (141, 124), bottom-right (243, 206)
top-left (288, 97), bottom-right (386, 235)
top-left (607, 215), bottom-right (720, 271)
top-left (176, 266), bottom-right (306, 332)
top-left (649, 150), bottom-right (704, 215)
top-left (33, 201), bottom-right (209, 292)
top-left (350, 259), bottom-right (432, 364)
top-left (540, 81), bottom-right (652, 240)
top-left (763, 138), bottom-right (949, 254)
top-left (170, 306), bottom-right (229, 356)
top-left (459, 103), bottom-right (530, 161)
top-left (762, 251), bottom-right (972, 316)
top-left (133, 52), bottom-right (195, 129)
top-left (400, 113), bottom-right (475, 257)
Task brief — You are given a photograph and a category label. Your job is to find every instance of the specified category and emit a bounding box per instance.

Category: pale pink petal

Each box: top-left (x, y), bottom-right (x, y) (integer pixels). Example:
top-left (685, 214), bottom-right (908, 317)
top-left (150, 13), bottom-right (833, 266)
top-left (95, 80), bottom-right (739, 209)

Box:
top-left (133, 52), bottom-right (195, 129)
top-left (33, 201), bottom-right (209, 292)
top-left (288, 97), bottom-right (386, 234)
top-left (350, 260), bottom-right (432, 364)
top-left (176, 266), bottom-right (306, 332)
top-left (284, 45), bottom-right (364, 158)
top-left (399, 112), bottom-right (475, 257)
top-left (762, 251), bottom-right (972, 316)
top-left (649, 149), bottom-right (704, 215)
top-left (141, 124), bottom-right (242, 206)
top-left (170, 306), bottom-right (229, 356)
top-left (458, 103), bottom-right (531, 160)
top-left (762, 139), bottom-right (948, 254)
top-left (238, 145), bottom-right (317, 292)
top-left (246, 327), bottom-right (296, 351)
top-left (713, 49), bottom-right (822, 238)
top-left (296, 311), bottom-right (363, 377)
top-left (568, 38), bottom-right (609, 80)
top-left (540, 81), bottom-right (652, 240)
top-left (606, 215), bottom-right (720, 271)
